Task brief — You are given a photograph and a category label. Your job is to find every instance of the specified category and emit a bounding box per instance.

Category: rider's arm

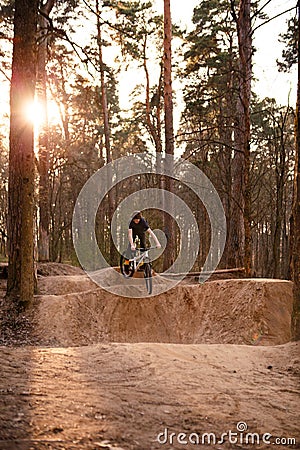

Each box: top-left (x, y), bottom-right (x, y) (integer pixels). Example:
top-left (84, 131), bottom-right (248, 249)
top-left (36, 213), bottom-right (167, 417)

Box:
top-left (128, 228), bottom-right (135, 250)
top-left (147, 228), bottom-right (161, 248)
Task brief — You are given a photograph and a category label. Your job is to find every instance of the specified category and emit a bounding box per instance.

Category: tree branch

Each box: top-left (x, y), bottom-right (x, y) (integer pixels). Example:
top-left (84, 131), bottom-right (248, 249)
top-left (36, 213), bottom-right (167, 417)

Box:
top-left (0, 66), bottom-right (10, 82)
top-left (251, 0), bottom-right (272, 20)
top-left (229, 0), bottom-right (238, 24)
top-left (252, 6), bottom-right (297, 34)
top-left (52, 28), bottom-right (98, 77)
top-left (0, 228), bottom-right (8, 238)
top-left (38, 8), bottom-right (54, 30)
top-left (41, 0), bottom-right (56, 17)
top-left (81, 0), bottom-right (136, 39)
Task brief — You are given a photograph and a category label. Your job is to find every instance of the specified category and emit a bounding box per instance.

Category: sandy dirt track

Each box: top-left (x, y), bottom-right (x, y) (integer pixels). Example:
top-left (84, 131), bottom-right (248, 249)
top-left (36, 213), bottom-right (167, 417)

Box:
top-left (0, 264), bottom-right (299, 449)
top-left (1, 342), bottom-right (299, 450)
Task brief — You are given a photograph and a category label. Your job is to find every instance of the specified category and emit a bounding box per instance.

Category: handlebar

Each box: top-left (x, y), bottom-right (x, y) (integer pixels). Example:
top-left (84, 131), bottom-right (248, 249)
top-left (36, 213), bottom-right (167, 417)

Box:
top-left (137, 246), bottom-right (160, 251)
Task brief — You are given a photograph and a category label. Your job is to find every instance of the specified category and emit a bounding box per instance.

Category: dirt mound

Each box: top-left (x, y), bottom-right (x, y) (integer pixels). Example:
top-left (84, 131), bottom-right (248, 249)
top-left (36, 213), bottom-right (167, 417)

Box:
top-left (38, 274), bottom-right (98, 295)
top-left (37, 262), bottom-right (84, 277)
top-left (33, 275), bottom-right (293, 347)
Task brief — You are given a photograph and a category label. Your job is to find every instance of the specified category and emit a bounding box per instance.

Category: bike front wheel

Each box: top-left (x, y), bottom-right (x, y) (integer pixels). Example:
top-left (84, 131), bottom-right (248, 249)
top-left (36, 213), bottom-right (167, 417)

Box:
top-left (120, 254), bottom-right (134, 278)
top-left (144, 262), bottom-right (152, 294)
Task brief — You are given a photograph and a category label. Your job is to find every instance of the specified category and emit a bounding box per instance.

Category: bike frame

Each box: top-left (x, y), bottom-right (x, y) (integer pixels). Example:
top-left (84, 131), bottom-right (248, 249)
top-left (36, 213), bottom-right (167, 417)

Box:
top-left (129, 247), bottom-right (156, 272)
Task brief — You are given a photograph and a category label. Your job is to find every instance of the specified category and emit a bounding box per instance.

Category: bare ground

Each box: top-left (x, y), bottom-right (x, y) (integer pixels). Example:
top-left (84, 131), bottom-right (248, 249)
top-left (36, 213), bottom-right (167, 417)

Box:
top-left (0, 264), bottom-right (299, 450)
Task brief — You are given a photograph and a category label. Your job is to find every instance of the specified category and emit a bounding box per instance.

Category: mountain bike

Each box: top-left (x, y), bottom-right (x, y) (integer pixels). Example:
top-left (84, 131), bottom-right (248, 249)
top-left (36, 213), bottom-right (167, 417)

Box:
top-left (120, 247), bottom-right (157, 294)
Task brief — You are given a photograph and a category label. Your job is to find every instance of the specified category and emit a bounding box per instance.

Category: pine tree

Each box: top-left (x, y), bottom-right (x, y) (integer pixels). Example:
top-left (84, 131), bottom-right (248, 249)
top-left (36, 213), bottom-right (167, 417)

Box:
top-left (162, 0), bottom-right (175, 270)
top-left (291, 3), bottom-right (300, 340)
top-left (7, 0), bottom-right (39, 305)
top-left (278, 2), bottom-right (300, 339)
top-left (230, 0), bottom-right (252, 275)
top-left (181, 0), bottom-right (239, 268)
top-left (37, 0), bottom-right (56, 262)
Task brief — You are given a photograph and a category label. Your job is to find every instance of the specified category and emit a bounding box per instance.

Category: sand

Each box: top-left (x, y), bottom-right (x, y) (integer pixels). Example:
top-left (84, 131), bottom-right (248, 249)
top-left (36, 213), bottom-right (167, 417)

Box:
top-left (0, 263), bottom-right (299, 450)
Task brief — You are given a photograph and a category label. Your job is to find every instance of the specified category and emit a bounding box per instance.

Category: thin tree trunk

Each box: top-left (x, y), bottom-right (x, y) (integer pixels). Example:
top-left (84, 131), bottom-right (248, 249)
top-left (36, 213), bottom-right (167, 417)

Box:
top-left (37, 0), bottom-right (55, 262)
top-left (219, 35), bottom-right (234, 268)
top-left (272, 108), bottom-right (291, 278)
top-left (225, 39), bottom-right (234, 269)
top-left (230, 0), bottom-right (252, 275)
top-left (96, 0), bottom-right (117, 265)
top-left (143, 35), bottom-right (163, 153)
top-left (163, 0), bottom-right (175, 271)
top-left (7, 0), bottom-right (38, 305)
top-left (96, 3), bottom-right (110, 163)
top-left (239, 0), bottom-right (252, 276)
top-left (282, 203), bottom-right (289, 278)
top-left (291, 0), bottom-right (300, 340)
top-left (273, 117), bottom-right (286, 278)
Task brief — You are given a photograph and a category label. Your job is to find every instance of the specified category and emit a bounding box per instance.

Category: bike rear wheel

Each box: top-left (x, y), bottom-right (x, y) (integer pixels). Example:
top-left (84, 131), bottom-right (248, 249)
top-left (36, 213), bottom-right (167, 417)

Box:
top-left (144, 262), bottom-right (152, 294)
top-left (120, 254), bottom-right (134, 278)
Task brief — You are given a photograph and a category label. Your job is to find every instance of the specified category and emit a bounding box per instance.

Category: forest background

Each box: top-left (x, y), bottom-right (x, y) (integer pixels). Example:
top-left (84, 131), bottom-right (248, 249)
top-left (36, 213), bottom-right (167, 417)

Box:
top-left (0, 0), bottom-right (299, 328)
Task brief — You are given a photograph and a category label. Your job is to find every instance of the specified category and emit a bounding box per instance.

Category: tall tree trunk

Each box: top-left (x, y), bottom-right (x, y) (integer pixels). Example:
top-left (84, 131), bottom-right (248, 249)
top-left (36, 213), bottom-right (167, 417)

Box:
top-left (96, 0), bottom-right (117, 265)
top-left (143, 34), bottom-right (163, 153)
top-left (230, 0), bottom-right (252, 275)
top-left (163, 0), bottom-right (175, 271)
top-left (273, 114), bottom-right (286, 278)
top-left (37, 0), bottom-right (55, 262)
top-left (7, 0), bottom-right (38, 305)
top-left (219, 34), bottom-right (234, 268)
top-left (291, 1), bottom-right (300, 340)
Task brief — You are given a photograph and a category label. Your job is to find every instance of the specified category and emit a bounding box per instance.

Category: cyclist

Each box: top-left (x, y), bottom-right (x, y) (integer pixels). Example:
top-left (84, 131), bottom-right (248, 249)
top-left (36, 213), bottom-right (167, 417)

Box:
top-left (127, 211), bottom-right (161, 256)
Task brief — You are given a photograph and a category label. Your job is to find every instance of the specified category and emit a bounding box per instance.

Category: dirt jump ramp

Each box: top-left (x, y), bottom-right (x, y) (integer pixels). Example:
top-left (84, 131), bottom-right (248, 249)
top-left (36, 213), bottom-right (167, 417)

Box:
top-left (34, 272), bottom-right (293, 347)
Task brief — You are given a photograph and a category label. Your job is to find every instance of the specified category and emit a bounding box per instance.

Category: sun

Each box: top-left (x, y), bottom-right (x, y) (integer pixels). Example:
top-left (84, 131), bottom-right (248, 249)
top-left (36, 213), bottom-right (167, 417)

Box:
top-left (24, 100), bottom-right (45, 127)
top-left (24, 99), bottom-right (61, 128)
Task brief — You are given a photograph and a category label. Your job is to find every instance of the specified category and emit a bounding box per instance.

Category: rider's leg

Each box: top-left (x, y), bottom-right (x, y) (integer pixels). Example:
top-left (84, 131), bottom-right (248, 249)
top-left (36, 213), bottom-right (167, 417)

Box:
top-left (136, 234), bottom-right (146, 270)
top-left (139, 234), bottom-right (147, 251)
top-left (125, 243), bottom-right (132, 260)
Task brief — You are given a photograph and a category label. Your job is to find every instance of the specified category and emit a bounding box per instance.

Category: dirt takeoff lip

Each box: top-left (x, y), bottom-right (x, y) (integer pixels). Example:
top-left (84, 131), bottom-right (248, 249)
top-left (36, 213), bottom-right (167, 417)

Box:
top-left (35, 271), bottom-right (293, 347)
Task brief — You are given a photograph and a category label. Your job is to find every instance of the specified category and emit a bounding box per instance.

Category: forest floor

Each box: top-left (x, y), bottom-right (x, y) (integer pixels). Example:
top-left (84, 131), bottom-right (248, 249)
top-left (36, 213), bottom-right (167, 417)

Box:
top-left (0, 263), bottom-right (299, 450)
